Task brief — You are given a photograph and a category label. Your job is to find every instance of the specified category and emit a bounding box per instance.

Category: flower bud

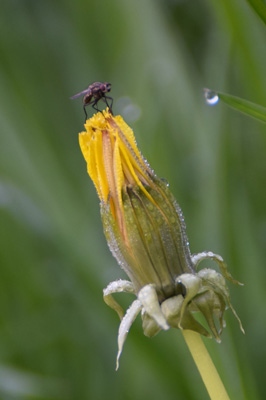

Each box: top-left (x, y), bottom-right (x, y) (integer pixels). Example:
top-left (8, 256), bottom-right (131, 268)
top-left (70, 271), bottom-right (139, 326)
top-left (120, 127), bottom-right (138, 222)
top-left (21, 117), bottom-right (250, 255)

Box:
top-left (79, 110), bottom-right (194, 297)
top-left (79, 109), bottom-right (243, 364)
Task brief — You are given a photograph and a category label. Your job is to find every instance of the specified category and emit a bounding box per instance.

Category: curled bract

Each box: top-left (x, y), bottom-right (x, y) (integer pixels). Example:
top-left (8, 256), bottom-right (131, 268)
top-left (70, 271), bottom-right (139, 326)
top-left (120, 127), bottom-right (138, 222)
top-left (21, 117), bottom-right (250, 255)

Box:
top-left (103, 253), bottom-right (244, 370)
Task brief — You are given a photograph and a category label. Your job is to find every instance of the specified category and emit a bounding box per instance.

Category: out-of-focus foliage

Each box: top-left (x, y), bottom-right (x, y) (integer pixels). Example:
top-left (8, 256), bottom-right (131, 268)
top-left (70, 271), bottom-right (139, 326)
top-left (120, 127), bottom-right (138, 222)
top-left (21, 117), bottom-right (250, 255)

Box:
top-left (245, 0), bottom-right (266, 26)
top-left (0, 0), bottom-right (265, 399)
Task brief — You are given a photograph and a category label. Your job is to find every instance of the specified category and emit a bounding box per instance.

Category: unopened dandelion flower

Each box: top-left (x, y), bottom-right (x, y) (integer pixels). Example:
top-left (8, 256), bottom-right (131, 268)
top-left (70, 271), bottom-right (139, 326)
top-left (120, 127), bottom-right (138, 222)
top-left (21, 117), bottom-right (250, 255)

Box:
top-left (78, 108), bottom-right (244, 370)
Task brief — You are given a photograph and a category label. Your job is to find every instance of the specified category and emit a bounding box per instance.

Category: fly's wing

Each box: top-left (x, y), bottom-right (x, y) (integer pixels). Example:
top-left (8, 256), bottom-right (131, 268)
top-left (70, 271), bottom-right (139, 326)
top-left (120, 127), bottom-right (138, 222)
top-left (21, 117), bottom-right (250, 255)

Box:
top-left (70, 89), bottom-right (89, 100)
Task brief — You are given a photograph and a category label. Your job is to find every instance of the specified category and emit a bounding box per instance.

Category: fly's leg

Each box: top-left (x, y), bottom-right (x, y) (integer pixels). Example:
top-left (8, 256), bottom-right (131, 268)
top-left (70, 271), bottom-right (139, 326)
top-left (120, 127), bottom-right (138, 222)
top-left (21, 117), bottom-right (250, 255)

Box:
top-left (83, 94), bottom-right (93, 122)
top-left (92, 99), bottom-right (101, 113)
top-left (102, 95), bottom-right (113, 114)
top-left (83, 99), bottom-right (95, 122)
top-left (83, 104), bottom-right (88, 122)
top-left (89, 96), bottom-right (114, 115)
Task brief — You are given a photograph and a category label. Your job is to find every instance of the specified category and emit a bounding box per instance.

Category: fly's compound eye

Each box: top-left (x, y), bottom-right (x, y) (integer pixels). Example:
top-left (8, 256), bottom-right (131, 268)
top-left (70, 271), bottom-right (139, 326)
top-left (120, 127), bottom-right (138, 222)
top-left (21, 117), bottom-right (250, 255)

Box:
top-left (104, 83), bottom-right (111, 92)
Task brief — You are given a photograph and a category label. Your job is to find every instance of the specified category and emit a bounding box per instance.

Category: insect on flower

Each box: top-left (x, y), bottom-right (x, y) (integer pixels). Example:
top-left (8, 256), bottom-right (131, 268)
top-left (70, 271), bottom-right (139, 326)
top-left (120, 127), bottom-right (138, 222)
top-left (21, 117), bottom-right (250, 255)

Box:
top-left (70, 82), bottom-right (113, 121)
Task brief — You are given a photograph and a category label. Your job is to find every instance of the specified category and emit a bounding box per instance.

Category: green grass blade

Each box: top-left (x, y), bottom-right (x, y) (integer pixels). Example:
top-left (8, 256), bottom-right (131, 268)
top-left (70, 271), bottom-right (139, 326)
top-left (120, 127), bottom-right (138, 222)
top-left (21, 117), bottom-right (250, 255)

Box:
top-left (246, 0), bottom-right (266, 27)
top-left (205, 89), bottom-right (266, 124)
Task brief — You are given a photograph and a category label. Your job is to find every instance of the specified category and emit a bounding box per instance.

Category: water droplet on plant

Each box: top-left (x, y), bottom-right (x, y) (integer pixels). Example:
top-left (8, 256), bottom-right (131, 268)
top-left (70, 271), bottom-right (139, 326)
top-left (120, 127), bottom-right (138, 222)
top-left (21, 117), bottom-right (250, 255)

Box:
top-left (161, 178), bottom-right (169, 187)
top-left (204, 88), bottom-right (219, 106)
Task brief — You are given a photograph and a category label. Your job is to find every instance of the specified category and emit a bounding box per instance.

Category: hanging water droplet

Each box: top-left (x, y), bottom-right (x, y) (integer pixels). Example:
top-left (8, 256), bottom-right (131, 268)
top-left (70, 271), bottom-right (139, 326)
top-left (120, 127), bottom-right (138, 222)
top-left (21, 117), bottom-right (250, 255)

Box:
top-left (204, 88), bottom-right (219, 106)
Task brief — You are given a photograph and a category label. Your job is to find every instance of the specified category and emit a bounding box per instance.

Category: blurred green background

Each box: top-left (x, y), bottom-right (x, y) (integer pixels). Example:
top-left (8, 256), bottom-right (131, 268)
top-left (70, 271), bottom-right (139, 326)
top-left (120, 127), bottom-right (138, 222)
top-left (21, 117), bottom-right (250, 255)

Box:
top-left (1, 0), bottom-right (266, 399)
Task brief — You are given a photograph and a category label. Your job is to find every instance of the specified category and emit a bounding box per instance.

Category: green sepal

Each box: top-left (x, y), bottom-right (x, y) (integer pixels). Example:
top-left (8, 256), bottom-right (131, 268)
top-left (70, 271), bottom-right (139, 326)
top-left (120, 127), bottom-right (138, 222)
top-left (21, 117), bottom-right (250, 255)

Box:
top-left (161, 296), bottom-right (212, 338)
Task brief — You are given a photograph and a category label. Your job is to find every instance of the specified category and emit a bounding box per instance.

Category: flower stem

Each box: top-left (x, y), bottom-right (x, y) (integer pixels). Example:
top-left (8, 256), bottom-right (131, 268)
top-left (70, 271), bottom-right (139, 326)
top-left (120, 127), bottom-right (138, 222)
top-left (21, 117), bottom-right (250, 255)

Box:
top-left (182, 330), bottom-right (230, 400)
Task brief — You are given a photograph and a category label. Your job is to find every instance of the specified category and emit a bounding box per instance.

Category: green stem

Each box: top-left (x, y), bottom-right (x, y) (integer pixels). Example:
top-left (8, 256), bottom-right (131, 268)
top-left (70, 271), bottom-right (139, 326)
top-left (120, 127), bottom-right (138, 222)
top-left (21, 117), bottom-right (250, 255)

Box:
top-left (182, 330), bottom-right (230, 400)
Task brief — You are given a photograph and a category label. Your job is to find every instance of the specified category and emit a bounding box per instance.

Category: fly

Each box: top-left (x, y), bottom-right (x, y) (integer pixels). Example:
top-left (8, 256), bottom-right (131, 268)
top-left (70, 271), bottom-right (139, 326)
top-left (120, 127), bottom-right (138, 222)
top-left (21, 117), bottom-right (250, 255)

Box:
top-left (70, 82), bottom-right (113, 121)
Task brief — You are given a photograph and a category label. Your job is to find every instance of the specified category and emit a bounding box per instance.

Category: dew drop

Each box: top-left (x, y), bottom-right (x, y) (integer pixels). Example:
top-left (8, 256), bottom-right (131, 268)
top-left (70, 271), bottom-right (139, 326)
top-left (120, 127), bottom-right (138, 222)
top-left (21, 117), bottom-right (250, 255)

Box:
top-left (204, 88), bottom-right (219, 106)
top-left (161, 177), bottom-right (170, 187)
